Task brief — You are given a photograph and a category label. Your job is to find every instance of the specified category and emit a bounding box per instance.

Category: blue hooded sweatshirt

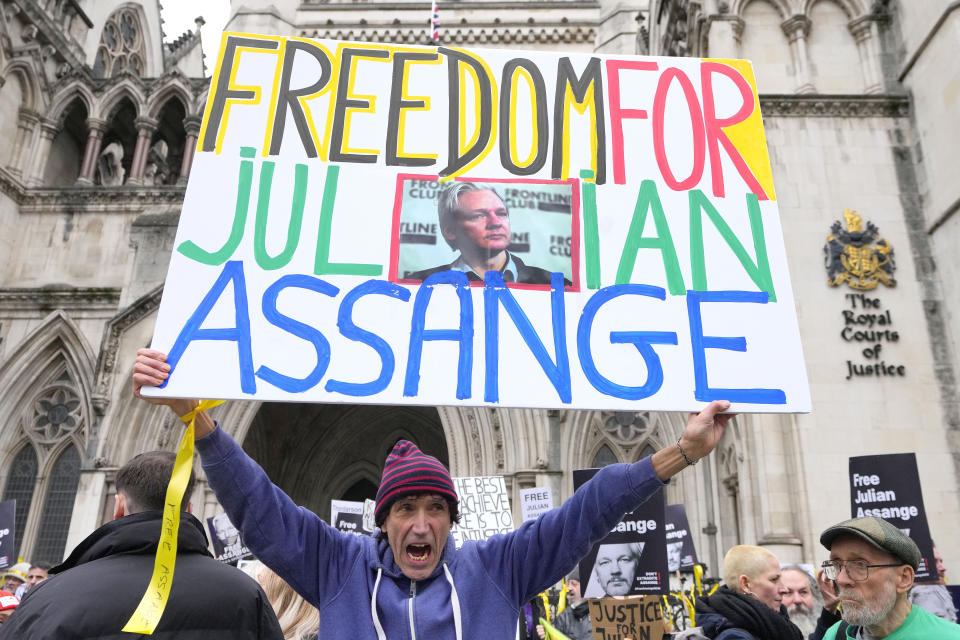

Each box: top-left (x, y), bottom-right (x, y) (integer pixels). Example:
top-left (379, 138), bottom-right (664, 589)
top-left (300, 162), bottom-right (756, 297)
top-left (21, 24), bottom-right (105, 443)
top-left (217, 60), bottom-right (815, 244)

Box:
top-left (196, 426), bottom-right (665, 640)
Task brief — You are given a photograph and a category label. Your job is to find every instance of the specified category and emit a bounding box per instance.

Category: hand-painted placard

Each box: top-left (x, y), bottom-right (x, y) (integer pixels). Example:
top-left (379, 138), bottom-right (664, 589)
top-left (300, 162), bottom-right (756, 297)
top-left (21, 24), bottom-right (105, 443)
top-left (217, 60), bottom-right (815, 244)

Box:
top-left (520, 486), bottom-right (554, 522)
top-left (451, 475), bottom-right (514, 547)
top-left (0, 500), bottom-right (13, 570)
top-left (143, 33), bottom-right (810, 413)
top-left (849, 453), bottom-right (936, 583)
top-left (589, 596), bottom-right (664, 640)
top-left (575, 469), bottom-right (667, 596)
top-left (664, 504), bottom-right (697, 572)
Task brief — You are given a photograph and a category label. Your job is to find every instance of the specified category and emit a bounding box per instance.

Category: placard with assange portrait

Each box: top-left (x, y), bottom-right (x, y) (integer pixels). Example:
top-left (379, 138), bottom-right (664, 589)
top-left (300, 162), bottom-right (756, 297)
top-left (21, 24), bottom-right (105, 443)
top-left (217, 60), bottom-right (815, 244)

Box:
top-left (394, 177), bottom-right (575, 286)
top-left (575, 469), bottom-right (668, 597)
top-left (665, 503), bottom-right (698, 573)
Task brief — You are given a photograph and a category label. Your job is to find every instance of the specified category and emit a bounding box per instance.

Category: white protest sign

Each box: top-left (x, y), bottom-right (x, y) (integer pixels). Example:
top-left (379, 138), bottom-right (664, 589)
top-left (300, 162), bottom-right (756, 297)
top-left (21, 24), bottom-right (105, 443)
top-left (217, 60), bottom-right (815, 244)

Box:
top-left (451, 476), bottom-right (514, 547)
top-left (145, 33), bottom-right (810, 413)
top-left (520, 487), bottom-right (554, 522)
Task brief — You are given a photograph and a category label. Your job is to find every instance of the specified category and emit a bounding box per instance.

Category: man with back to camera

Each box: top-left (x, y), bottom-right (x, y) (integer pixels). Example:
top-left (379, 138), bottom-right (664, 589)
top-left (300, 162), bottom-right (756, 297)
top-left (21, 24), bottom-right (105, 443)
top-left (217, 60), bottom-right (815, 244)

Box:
top-left (132, 347), bottom-right (734, 639)
top-left (0, 450), bottom-right (283, 639)
top-left (407, 181), bottom-right (570, 285)
top-left (818, 516), bottom-right (960, 639)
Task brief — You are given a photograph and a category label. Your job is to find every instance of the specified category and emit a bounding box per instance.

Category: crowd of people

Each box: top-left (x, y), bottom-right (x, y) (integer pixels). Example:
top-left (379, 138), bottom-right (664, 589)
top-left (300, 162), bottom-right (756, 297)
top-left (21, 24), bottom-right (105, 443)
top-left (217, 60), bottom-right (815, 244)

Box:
top-left (0, 349), bottom-right (955, 639)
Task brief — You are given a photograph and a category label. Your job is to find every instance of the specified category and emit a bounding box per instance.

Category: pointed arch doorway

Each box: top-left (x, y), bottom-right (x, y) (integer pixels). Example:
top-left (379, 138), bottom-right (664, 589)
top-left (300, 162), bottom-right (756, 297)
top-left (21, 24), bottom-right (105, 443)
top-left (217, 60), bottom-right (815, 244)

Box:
top-left (241, 403), bottom-right (449, 520)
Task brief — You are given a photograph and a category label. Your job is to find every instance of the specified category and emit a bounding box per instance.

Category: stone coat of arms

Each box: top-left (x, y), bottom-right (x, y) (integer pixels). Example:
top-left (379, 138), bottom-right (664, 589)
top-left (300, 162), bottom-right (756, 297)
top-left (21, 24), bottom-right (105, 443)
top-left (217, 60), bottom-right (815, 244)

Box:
top-left (824, 209), bottom-right (896, 290)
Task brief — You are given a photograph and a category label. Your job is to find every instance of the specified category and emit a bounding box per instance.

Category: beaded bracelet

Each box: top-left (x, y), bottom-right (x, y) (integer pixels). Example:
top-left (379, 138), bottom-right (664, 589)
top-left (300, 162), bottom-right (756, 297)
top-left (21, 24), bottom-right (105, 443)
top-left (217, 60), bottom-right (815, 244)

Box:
top-left (676, 439), bottom-right (697, 466)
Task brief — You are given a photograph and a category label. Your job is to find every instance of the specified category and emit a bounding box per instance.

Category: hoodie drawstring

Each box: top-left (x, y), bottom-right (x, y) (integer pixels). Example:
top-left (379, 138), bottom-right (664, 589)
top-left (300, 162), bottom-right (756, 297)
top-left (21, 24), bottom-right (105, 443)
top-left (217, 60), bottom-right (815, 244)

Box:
top-left (371, 566), bottom-right (387, 640)
top-left (443, 562), bottom-right (463, 640)
top-left (369, 563), bottom-right (463, 640)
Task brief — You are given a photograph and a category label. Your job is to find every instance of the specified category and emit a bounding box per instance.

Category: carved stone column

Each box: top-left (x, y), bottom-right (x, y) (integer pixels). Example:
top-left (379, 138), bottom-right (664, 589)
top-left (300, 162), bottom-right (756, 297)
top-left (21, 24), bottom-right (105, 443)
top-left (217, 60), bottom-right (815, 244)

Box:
top-left (76, 117), bottom-right (106, 185)
top-left (26, 118), bottom-right (60, 187)
top-left (7, 108), bottom-right (39, 179)
top-left (178, 115), bottom-right (203, 185)
top-left (781, 15), bottom-right (815, 94)
top-left (127, 116), bottom-right (158, 185)
top-left (706, 15), bottom-right (744, 59)
top-left (848, 16), bottom-right (883, 94)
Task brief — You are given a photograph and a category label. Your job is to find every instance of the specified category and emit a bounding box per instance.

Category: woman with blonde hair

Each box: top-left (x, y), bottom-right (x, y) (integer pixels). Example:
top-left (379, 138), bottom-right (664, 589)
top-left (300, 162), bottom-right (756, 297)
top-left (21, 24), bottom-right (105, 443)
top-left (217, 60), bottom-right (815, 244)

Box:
top-left (243, 561), bottom-right (320, 640)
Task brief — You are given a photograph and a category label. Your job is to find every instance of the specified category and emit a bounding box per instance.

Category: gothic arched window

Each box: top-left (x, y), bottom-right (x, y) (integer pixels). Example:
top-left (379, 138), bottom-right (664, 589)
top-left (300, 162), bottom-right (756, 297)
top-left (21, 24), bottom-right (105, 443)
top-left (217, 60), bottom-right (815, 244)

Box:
top-left (93, 7), bottom-right (146, 78)
top-left (32, 445), bottom-right (81, 564)
top-left (591, 443), bottom-right (618, 468)
top-left (2, 445), bottom-right (38, 559)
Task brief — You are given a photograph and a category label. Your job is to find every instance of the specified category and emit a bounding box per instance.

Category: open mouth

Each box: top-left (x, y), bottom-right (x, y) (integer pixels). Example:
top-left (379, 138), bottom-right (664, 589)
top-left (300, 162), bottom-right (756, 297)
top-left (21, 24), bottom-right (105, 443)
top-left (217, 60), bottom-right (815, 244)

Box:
top-left (406, 544), bottom-right (432, 563)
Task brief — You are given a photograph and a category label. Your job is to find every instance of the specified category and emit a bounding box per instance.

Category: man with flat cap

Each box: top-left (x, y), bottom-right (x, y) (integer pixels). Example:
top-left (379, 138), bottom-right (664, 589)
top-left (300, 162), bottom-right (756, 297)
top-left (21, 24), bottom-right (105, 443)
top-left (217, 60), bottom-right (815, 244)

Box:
top-left (132, 348), bottom-right (733, 640)
top-left (818, 516), bottom-right (960, 639)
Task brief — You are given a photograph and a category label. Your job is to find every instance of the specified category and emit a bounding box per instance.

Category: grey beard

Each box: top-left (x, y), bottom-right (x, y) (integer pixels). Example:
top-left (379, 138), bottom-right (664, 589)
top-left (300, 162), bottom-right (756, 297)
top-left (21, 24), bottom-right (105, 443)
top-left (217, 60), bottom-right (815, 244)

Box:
top-left (838, 585), bottom-right (897, 627)
top-left (787, 604), bottom-right (819, 638)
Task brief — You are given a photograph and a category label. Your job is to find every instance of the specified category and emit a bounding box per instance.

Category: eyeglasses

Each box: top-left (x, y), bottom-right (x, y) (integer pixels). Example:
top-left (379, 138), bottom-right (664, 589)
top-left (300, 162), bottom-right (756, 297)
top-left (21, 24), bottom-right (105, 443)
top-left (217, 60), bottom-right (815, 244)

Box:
top-left (821, 560), bottom-right (902, 582)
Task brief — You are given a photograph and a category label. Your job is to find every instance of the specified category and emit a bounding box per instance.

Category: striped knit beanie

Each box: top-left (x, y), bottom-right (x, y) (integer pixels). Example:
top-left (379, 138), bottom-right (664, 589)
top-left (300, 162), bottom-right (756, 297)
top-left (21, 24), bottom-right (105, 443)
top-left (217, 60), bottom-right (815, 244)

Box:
top-left (375, 440), bottom-right (457, 526)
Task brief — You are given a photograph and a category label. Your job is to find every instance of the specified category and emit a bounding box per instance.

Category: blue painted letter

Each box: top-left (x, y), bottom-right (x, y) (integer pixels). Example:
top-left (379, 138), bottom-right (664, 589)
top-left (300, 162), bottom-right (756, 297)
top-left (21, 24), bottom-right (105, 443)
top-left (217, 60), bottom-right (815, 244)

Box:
top-left (164, 260), bottom-right (256, 393)
top-left (404, 271), bottom-right (474, 399)
top-left (257, 274), bottom-right (339, 392)
top-left (577, 284), bottom-right (676, 399)
top-left (327, 279), bottom-right (411, 397)
top-left (686, 289), bottom-right (786, 404)
top-left (484, 271), bottom-right (570, 403)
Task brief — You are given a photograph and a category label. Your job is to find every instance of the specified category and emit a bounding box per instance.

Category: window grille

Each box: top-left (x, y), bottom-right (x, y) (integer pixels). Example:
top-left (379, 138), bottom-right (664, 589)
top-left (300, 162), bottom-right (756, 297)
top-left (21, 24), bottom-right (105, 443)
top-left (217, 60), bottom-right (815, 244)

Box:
top-left (2, 445), bottom-right (38, 559)
top-left (32, 446), bottom-right (81, 564)
top-left (93, 7), bottom-right (145, 78)
top-left (591, 443), bottom-right (618, 468)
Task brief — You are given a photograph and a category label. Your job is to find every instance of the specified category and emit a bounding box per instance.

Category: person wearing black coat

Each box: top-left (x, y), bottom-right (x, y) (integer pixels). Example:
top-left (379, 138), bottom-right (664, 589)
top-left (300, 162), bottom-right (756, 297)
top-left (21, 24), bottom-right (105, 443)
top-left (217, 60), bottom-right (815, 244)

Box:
top-left (0, 451), bottom-right (283, 640)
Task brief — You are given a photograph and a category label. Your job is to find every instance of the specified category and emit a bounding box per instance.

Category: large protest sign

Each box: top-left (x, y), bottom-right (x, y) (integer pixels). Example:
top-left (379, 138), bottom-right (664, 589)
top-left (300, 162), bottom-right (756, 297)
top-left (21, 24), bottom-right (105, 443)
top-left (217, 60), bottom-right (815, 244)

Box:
top-left (0, 500), bottom-right (13, 570)
top-left (520, 486), bottom-right (554, 522)
top-left (849, 453), bottom-right (936, 582)
top-left (664, 504), bottom-right (697, 572)
top-left (451, 475), bottom-right (514, 546)
top-left (588, 596), bottom-right (665, 640)
top-left (143, 33), bottom-right (810, 413)
top-left (575, 469), bottom-right (667, 596)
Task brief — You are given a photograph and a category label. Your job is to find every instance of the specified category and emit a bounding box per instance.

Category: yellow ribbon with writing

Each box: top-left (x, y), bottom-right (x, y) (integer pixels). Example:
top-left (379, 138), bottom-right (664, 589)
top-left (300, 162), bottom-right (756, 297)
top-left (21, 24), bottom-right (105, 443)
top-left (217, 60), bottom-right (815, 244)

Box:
top-left (122, 399), bottom-right (223, 634)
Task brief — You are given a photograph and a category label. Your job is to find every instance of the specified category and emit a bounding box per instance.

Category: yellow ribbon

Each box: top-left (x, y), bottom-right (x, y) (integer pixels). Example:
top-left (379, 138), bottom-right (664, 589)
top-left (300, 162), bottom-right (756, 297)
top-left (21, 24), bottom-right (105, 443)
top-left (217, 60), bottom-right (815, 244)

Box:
top-left (540, 617), bottom-right (571, 640)
top-left (122, 399), bottom-right (223, 634)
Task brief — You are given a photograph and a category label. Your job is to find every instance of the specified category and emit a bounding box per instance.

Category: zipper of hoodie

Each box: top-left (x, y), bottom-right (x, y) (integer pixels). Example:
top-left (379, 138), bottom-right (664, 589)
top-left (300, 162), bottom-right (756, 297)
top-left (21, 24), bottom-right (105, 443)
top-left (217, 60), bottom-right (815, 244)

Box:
top-left (408, 579), bottom-right (417, 640)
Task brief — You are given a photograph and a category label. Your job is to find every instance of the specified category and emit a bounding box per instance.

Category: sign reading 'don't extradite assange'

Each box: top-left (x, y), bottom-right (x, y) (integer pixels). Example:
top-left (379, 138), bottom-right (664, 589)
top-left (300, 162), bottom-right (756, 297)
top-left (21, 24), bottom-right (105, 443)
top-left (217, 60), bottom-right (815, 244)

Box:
top-left (143, 33), bottom-right (810, 413)
top-left (849, 453), bottom-right (936, 583)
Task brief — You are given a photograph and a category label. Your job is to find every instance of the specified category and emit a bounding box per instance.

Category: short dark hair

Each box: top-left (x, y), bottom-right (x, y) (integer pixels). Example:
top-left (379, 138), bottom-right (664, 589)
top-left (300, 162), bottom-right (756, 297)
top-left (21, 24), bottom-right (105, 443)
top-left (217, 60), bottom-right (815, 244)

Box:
top-left (115, 451), bottom-right (196, 514)
top-left (29, 562), bottom-right (53, 572)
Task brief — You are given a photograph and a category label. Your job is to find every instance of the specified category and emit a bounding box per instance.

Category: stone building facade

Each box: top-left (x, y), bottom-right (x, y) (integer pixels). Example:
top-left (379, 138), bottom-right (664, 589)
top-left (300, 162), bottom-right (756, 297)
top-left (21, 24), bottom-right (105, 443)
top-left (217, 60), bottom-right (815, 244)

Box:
top-left (0, 0), bottom-right (957, 583)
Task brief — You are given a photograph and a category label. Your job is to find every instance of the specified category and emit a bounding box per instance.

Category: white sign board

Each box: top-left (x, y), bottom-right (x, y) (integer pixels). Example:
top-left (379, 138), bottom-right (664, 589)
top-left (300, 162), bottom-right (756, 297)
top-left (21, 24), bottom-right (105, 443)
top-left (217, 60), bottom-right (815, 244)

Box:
top-left (520, 487), bottom-right (554, 522)
top-left (145, 33), bottom-right (810, 413)
top-left (451, 476), bottom-right (514, 547)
